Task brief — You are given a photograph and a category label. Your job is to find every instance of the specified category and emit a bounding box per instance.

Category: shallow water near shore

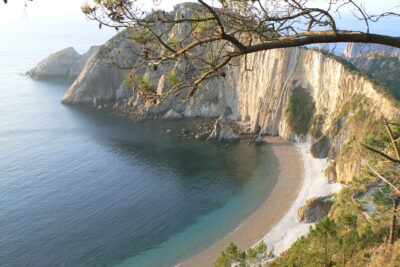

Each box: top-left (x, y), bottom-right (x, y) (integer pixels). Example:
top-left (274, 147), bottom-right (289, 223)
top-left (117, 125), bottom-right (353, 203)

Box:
top-left (0, 24), bottom-right (278, 267)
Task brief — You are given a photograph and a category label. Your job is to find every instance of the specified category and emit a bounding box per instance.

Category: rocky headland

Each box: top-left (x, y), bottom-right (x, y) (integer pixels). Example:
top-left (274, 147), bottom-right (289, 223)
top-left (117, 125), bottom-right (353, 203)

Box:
top-left (27, 46), bottom-right (99, 80)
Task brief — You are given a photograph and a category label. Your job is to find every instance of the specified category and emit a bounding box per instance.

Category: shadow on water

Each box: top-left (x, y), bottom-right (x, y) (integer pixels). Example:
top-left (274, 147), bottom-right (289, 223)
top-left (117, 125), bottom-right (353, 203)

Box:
top-left (55, 105), bottom-right (277, 266)
top-left (1, 76), bottom-right (278, 267)
top-left (63, 105), bottom-right (263, 188)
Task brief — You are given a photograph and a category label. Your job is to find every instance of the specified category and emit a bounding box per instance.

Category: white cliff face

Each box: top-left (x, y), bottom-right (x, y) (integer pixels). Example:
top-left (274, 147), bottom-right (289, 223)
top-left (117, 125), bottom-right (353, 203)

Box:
top-left (209, 47), bottom-right (400, 182)
top-left (214, 47), bottom-right (400, 140)
top-left (343, 43), bottom-right (400, 58)
top-left (61, 33), bottom-right (140, 104)
top-left (27, 47), bottom-right (81, 79)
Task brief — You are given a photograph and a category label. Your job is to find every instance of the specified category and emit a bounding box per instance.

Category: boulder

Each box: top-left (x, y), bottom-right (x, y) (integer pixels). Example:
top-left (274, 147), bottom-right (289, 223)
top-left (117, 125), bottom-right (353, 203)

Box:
top-left (162, 109), bottom-right (182, 120)
top-left (207, 115), bottom-right (240, 143)
top-left (310, 135), bottom-right (331, 158)
top-left (254, 135), bottom-right (267, 145)
top-left (324, 162), bottom-right (337, 183)
top-left (297, 195), bottom-right (334, 223)
top-left (27, 47), bottom-right (81, 79)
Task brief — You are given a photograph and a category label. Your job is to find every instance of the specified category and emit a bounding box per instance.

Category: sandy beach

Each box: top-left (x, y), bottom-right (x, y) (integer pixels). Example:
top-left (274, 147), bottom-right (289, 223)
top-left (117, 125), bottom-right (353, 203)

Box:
top-left (180, 137), bottom-right (304, 267)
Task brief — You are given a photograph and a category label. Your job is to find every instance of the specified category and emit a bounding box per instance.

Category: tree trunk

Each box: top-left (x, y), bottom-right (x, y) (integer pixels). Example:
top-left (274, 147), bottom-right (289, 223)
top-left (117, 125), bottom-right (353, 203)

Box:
top-left (389, 197), bottom-right (399, 245)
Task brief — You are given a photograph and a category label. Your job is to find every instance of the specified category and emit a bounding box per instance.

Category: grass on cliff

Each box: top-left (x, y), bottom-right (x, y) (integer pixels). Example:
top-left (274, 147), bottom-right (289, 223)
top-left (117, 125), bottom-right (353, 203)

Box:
top-left (166, 69), bottom-right (179, 86)
top-left (123, 73), bottom-right (155, 93)
top-left (286, 86), bottom-right (316, 135)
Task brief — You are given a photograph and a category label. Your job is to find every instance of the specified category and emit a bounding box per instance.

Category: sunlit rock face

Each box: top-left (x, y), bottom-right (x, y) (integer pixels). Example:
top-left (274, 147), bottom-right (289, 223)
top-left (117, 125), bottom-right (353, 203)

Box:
top-left (215, 47), bottom-right (400, 138)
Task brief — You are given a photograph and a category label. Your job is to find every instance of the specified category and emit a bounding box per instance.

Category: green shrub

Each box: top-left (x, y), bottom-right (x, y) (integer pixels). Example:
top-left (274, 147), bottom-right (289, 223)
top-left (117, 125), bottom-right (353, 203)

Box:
top-left (355, 109), bottom-right (369, 122)
top-left (215, 241), bottom-right (272, 267)
top-left (166, 69), bottom-right (179, 86)
top-left (137, 74), bottom-right (154, 93)
top-left (286, 86), bottom-right (316, 135)
top-left (123, 72), bottom-right (135, 87)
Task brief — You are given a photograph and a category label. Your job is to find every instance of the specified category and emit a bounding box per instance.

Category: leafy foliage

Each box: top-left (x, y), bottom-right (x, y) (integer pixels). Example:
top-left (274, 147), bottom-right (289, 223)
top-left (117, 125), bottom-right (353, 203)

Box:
top-left (214, 240), bottom-right (272, 267)
top-left (124, 73), bottom-right (154, 93)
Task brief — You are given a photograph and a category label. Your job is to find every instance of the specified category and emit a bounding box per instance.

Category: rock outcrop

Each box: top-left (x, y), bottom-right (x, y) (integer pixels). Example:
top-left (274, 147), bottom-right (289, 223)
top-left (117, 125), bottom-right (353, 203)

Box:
top-left (297, 195), bottom-right (334, 223)
top-left (163, 109), bottom-right (182, 120)
top-left (207, 115), bottom-right (240, 142)
top-left (27, 46), bottom-right (99, 80)
top-left (343, 43), bottom-right (400, 58)
top-left (27, 47), bottom-right (81, 79)
top-left (61, 33), bottom-right (139, 104)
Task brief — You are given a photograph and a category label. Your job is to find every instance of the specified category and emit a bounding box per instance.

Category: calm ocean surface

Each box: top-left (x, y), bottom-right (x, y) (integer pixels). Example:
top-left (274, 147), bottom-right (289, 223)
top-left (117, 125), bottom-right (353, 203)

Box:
top-left (0, 17), bottom-right (278, 266)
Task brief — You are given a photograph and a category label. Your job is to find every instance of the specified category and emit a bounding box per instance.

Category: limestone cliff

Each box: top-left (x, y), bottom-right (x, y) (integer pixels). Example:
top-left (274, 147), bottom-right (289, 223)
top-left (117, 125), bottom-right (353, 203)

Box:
top-left (61, 33), bottom-right (139, 104)
top-left (29, 4), bottom-right (400, 185)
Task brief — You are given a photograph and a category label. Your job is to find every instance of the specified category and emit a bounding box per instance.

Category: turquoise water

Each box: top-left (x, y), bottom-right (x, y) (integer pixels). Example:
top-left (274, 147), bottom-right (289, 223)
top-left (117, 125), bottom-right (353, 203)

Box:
top-left (0, 18), bottom-right (278, 266)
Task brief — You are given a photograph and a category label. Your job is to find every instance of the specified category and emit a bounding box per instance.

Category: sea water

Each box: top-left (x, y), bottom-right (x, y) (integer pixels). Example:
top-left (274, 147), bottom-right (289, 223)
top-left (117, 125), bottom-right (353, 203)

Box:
top-left (0, 17), bottom-right (278, 266)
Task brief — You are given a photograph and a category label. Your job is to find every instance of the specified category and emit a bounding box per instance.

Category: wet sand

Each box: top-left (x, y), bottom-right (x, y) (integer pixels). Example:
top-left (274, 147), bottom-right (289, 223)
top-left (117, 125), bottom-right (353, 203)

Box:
top-left (180, 137), bottom-right (304, 267)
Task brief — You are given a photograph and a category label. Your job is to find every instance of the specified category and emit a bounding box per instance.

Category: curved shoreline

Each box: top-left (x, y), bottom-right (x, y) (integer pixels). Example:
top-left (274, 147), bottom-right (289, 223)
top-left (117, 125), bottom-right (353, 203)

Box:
top-left (179, 137), bottom-right (304, 267)
top-left (260, 142), bottom-right (342, 256)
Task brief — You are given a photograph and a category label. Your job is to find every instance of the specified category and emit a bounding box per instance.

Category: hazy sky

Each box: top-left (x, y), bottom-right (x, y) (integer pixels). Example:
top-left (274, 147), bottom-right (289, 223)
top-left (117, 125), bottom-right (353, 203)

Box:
top-left (0, 0), bottom-right (193, 21)
top-left (0, 0), bottom-right (399, 22)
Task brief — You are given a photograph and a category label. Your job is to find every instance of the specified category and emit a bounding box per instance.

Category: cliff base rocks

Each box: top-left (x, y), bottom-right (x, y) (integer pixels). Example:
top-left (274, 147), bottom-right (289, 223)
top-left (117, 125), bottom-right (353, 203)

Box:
top-left (207, 115), bottom-right (240, 143)
top-left (297, 195), bottom-right (334, 223)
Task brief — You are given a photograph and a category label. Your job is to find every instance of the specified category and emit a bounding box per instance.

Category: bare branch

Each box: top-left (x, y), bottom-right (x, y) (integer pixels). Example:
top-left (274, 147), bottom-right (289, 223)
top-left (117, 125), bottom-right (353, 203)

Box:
top-left (361, 143), bottom-right (400, 164)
